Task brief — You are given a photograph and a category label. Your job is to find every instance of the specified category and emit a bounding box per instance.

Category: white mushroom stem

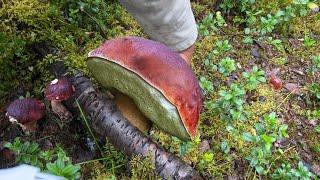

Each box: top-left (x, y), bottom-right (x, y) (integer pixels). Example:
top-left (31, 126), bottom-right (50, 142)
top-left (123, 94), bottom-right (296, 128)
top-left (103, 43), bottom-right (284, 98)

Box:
top-left (8, 115), bottom-right (37, 135)
top-left (51, 100), bottom-right (73, 122)
top-left (21, 121), bottom-right (38, 134)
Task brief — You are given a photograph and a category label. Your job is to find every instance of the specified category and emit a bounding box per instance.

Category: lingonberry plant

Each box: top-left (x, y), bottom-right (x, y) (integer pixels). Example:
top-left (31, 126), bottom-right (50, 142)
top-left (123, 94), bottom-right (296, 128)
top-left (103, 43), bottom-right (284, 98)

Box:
top-left (214, 83), bottom-right (246, 121)
top-left (219, 57), bottom-right (236, 76)
top-left (199, 76), bottom-right (214, 94)
top-left (309, 83), bottom-right (320, 100)
top-left (267, 37), bottom-right (284, 51)
top-left (214, 40), bottom-right (233, 55)
top-left (198, 12), bottom-right (227, 36)
top-left (272, 162), bottom-right (315, 179)
top-left (4, 138), bottom-right (81, 179)
top-left (242, 112), bottom-right (289, 175)
top-left (313, 55), bottom-right (320, 69)
top-left (242, 66), bottom-right (266, 91)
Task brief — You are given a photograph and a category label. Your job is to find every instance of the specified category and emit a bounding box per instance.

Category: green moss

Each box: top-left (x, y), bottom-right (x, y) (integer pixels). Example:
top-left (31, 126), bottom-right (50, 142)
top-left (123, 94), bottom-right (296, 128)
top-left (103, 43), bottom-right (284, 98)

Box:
top-left (290, 14), bottom-right (320, 35)
top-left (0, 0), bottom-right (144, 104)
top-left (270, 57), bottom-right (288, 66)
top-left (130, 155), bottom-right (158, 180)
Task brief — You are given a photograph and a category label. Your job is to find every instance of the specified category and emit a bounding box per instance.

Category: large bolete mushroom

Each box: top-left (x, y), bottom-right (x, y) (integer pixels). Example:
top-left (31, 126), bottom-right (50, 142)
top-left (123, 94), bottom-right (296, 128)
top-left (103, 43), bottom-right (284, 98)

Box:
top-left (87, 36), bottom-right (203, 140)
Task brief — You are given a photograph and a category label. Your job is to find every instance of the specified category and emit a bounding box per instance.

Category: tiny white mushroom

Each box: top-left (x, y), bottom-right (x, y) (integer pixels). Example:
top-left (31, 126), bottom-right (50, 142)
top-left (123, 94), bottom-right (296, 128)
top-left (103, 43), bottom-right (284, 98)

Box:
top-left (50, 79), bottom-right (59, 85)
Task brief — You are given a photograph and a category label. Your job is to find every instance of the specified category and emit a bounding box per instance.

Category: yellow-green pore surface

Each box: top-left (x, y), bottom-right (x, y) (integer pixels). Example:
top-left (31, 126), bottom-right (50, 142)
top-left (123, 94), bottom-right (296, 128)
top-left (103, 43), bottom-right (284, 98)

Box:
top-left (87, 57), bottom-right (190, 140)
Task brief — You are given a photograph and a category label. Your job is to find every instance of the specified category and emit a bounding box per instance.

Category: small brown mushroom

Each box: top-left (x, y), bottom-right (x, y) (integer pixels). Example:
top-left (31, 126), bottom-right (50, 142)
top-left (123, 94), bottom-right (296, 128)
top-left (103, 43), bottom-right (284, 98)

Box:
top-left (269, 75), bottom-right (283, 90)
top-left (45, 78), bottom-right (75, 122)
top-left (6, 98), bottom-right (45, 134)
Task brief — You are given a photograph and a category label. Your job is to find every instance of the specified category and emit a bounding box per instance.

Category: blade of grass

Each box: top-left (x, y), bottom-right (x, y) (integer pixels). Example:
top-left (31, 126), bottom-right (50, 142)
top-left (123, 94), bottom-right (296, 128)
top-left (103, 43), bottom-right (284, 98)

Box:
top-left (76, 100), bottom-right (103, 156)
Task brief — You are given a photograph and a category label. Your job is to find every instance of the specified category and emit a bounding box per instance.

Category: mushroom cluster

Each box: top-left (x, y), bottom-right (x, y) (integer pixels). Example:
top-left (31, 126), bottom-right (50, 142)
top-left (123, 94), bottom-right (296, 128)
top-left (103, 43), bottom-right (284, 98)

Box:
top-left (87, 36), bottom-right (203, 140)
top-left (6, 78), bottom-right (75, 134)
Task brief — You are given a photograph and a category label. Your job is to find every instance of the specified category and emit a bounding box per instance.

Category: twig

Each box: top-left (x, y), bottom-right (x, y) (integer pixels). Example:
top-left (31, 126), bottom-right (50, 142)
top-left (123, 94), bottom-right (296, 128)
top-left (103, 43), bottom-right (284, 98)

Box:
top-left (275, 91), bottom-right (294, 110)
top-left (76, 157), bottom-right (125, 169)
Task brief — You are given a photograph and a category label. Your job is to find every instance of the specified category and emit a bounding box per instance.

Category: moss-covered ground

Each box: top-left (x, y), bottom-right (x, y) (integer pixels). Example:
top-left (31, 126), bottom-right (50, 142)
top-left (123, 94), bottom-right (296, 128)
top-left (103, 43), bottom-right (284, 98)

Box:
top-left (0, 0), bottom-right (319, 179)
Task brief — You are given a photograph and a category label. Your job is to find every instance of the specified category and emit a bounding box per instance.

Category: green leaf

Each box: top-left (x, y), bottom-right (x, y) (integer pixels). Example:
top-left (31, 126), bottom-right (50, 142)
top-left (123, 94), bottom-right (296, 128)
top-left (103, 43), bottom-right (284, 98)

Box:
top-left (258, 76), bottom-right (266, 82)
top-left (242, 132), bottom-right (256, 142)
top-left (255, 165), bottom-right (265, 174)
top-left (315, 125), bottom-right (320, 133)
top-left (221, 141), bottom-right (230, 154)
top-left (279, 124), bottom-right (289, 138)
top-left (255, 123), bottom-right (265, 135)
top-left (4, 142), bottom-right (12, 149)
top-left (224, 94), bottom-right (233, 100)
top-left (203, 152), bottom-right (214, 162)
top-left (61, 164), bottom-right (74, 175)
top-left (261, 134), bottom-right (276, 151)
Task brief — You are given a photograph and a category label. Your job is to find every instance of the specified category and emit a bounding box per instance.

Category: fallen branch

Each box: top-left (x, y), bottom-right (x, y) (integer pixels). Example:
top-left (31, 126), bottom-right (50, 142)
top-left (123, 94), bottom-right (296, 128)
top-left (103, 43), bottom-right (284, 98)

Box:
top-left (61, 71), bottom-right (202, 179)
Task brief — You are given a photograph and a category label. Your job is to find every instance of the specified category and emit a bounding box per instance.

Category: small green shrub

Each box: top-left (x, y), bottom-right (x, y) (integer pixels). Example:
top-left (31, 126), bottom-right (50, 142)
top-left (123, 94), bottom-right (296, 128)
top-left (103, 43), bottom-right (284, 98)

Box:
top-left (218, 84), bottom-right (246, 110)
top-left (303, 35), bottom-right (317, 47)
top-left (312, 55), bottom-right (320, 69)
top-left (242, 112), bottom-right (289, 175)
top-left (243, 36), bottom-right (254, 44)
top-left (220, 0), bottom-right (312, 35)
top-left (306, 109), bottom-right (320, 121)
top-left (268, 37), bottom-right (284, 51)
top-left (198, 12), bottom-right (226, 36)
top-left (197, 151), bottom-right (215, 171)
top-left (214, 83), bottom-right (246, 121)
top-left (242, 66), bottom-right (266, 91)
top-left (219, 57), bottom-right (236, 76)
top-left (309, 83), bottom-right (320, 100)
top-left (214, 40), bottom-right (233, 55)
top-left (308, 55), bottom-right (320, 75)
top-left (198, 13), bottom-right (216, 36)
top-left (272, 162), bottom-right (294, 179)
top-left (4, 138), bottom-right (81, 179)
top-left (272, 162), bottom-right (314, 180)
top-left (199, 77), bottom-right (214, 94)
top-left (315, 125), bottom-right (320, 133)
top-left (259, 14), bottom-right (280, 35)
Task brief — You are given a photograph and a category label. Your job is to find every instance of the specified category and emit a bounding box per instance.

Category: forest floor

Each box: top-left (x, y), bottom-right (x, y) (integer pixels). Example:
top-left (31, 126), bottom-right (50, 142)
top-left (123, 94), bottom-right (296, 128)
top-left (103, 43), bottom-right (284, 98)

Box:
top-left (0, 0), bottom-right (319, 179)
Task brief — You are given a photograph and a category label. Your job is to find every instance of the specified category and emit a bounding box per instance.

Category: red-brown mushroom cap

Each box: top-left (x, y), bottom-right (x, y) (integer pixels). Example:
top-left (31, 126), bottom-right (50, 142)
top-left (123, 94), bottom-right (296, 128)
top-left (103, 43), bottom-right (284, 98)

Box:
top-left (269, 75), bottom-right (283, 90)
top-left (45, 78), bottom-right (75, 101)
top-left (6, 98), bottom-right (45, 124)
top-left (88, 36), bottom-right (203, 138)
